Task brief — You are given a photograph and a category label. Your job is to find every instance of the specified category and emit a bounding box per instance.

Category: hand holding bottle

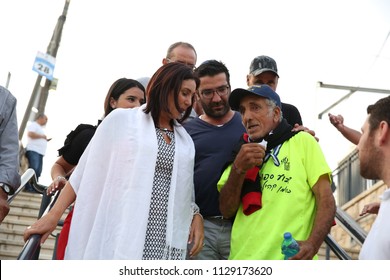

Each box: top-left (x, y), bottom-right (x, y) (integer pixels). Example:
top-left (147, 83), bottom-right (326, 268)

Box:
top-left (281, 232), bottom-right (300, 260)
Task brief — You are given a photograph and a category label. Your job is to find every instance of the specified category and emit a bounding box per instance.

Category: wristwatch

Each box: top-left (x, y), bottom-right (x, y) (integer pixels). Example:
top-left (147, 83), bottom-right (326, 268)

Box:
top-left (0, 182), bottom-right (12, 195)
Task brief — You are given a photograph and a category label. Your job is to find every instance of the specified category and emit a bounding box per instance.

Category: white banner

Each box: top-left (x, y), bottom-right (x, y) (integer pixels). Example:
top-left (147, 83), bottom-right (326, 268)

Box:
top-left (1, 260), bottom-right (387, 279)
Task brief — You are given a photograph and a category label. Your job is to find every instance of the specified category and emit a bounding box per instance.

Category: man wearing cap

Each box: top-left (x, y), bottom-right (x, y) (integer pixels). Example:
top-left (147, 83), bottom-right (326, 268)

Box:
top-left (218, 84), bottom-right (336, 259)
top-left (247, 55), bottom-right (303, 127)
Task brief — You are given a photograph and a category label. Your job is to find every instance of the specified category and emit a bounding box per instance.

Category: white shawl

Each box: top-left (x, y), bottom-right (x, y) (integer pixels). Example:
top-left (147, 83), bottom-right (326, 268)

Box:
top-left (65, 105), bottom-right (195, 259)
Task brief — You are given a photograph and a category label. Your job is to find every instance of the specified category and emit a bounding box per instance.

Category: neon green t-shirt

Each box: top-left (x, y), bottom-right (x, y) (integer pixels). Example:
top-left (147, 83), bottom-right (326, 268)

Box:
top-left (218, 132), bottom-right (331, 260)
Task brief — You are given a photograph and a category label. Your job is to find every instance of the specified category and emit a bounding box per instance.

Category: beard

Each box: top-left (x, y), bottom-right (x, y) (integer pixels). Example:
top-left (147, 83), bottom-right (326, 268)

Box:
top-left (359, 142), bottom-right (382, 180)
top-left (201, 100), bottom-right (230, 119)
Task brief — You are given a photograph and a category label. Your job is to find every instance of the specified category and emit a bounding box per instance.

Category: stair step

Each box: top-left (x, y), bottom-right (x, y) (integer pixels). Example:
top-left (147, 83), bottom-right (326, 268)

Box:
top-left (0, 227), bottom-right (59, 245)
top-left (2, 217), bottom-right (38, 228)
top-left (0, 191), bottom-right (66, 260)
top-left (0, 237), bottom-right (56, 257)
top-left (11, 192), bottom-right (46, 203)
top-left (8, 199), bottom-right (44, 208)
top-left (7, 209), bottom-right (41, 219)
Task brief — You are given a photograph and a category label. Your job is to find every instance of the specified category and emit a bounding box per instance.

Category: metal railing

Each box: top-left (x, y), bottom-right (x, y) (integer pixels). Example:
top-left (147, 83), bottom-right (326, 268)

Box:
top-left (322, 206), bottom-right (367, 260)
top-left (335, 207), bottom-right (367, 246)
top-left (18, 234), bottom-right (42, 260)
top-left (6, 168), bottom-right (53, 260)
top-left (7, 168), bottom-right (45, 204)
top-left (324, 234), bottom-right (352, 260)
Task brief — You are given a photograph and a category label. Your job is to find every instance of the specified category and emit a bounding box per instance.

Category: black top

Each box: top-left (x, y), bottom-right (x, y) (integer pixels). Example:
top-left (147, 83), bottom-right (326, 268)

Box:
top-left (281, 102), bottom-right (302, 126)
top-left (58, 123), bottom-right (99, 165)
top-left (184, 112), bottom-right (246, 217)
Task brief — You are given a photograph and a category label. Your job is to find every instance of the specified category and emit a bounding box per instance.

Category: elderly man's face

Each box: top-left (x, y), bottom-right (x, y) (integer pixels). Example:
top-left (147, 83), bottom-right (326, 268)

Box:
top-left (238, 95), bottom-right (280, 141)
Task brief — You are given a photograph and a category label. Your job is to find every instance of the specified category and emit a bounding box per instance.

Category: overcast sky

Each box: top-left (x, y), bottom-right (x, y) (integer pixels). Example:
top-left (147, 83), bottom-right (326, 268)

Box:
top-left (1, 0), bottom-right (389, 186)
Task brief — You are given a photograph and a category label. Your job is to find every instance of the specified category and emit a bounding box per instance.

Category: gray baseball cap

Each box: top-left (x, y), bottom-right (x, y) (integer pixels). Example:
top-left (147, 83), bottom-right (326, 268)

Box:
top-left (249, 55), bottom-right (279, 77)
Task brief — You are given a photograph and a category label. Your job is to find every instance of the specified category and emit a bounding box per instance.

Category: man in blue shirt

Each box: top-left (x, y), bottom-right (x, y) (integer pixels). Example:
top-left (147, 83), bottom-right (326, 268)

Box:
top-left (184, 60), bottom-right (246, 259)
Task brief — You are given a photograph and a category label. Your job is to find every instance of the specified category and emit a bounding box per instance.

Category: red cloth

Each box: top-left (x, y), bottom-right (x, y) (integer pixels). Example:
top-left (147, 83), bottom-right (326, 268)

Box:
top-left (241, 165), bottom-right (262, 215)
top-left (56, 208), bottom-right (73, 260)
top-left (242, 192), bottom-right (262, 215)
top-left (239, 133), bottom-right (262, 216)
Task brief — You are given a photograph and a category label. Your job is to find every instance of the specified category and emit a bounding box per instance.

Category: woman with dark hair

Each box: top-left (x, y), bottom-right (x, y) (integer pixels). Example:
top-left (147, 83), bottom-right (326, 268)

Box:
top-left (24, 63), bottom-right (204, 260)
top-left (103, 78), bottom-right (145, 116)
top-left (45, 78), bottom-right (145, 260)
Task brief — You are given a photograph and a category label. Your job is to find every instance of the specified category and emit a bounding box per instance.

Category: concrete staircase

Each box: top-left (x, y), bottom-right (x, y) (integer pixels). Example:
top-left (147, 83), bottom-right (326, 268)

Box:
top-left (0, 191), bottom-right (66, 260)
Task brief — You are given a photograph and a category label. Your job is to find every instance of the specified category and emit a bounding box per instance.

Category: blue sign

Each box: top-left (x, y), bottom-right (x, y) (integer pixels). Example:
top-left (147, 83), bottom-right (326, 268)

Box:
top-left (32, 51), bottom-right (56, 81)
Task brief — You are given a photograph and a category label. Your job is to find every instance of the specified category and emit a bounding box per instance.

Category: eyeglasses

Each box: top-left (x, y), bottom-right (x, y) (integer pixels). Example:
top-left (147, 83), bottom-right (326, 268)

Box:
top-left (166, 58), bottom-right (196, 70)
top-left (200, 85), bottom-right (230, 99)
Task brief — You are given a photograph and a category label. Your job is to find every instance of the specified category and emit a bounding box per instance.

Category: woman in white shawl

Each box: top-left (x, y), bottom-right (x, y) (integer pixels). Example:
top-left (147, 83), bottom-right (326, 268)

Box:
top-left (24, 63), bottom-right (204, 259)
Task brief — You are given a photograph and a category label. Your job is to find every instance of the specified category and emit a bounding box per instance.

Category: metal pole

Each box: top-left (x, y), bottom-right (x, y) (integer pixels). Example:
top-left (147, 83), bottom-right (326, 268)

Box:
top-left (5, 72), bottom-right (11, 89)
top-left (18, 0), bottom-right (70, 139)
top-left (318, 82), bottom-right (390, 94)
top-left (37, 0), bottom-right (70, 114)
top-left (18, 76), bottom-right (43, 140)
top-left (318, 90), bottom-right (356, 119)
top-left (317, 81), bottom-right (390, 119)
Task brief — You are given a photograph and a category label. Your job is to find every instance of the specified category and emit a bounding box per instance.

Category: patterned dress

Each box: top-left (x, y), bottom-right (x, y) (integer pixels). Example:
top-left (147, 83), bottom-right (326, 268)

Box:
top-left (142, 128), bottom-right (183, 259)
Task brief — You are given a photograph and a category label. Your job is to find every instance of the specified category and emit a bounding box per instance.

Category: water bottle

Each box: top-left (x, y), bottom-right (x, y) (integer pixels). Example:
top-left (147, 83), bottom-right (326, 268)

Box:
top-left (281, 232), bottom-right (300, 260)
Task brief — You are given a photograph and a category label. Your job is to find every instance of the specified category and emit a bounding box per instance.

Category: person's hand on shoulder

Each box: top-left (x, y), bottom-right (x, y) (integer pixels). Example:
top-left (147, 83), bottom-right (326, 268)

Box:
top-left (292, 124), bottom-right (319, 142)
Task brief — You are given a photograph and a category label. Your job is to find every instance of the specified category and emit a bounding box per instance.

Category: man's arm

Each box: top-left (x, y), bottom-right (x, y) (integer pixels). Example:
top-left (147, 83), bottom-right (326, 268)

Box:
top-left (292, 174), bottom-right (336, 259)
top-left (27, 131), bottom-right (47, 140)
top-left (24, 182), bottom-right (76, 243)
top-left (0, 90), bottom-right (21, 222)
top-left (328, 113), bottom-right (361, 145)
top-left (219, 143), bottom-right (265, 218)
top-left (47, 156), bottom-right (75, 195)
top-left (219, 164), bottom-right (246, 218)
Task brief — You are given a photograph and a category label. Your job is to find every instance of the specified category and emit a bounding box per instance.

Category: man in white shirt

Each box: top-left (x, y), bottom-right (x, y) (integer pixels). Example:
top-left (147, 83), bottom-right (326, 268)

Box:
top-left (358, 96), bottom-right (390, 259)
top-left (25, 114), bottom-right (49, 192)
